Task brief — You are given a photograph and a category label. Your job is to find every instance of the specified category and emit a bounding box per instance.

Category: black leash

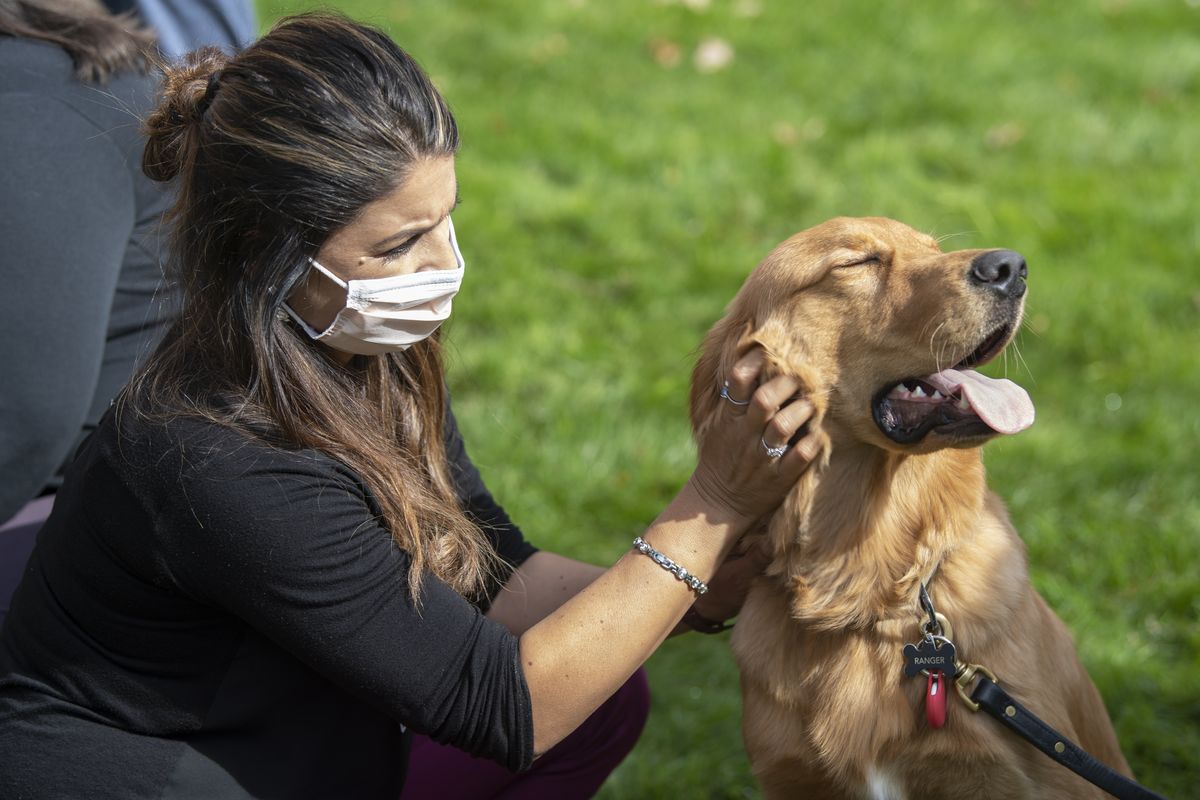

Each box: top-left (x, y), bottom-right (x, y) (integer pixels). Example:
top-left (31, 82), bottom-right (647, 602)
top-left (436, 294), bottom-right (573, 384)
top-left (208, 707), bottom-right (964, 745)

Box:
top-left (905, 583), bottom-right (1170, 800)
top-left (966, 674), bottom-right (1168, 800)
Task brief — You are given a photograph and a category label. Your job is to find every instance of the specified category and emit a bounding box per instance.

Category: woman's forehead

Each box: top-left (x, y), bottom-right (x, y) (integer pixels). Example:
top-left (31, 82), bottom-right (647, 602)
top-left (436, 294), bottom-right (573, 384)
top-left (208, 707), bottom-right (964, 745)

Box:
top-left (364, 157), bottom-right (457, 234)
top-left (330, 156), bottom-right (458, 249)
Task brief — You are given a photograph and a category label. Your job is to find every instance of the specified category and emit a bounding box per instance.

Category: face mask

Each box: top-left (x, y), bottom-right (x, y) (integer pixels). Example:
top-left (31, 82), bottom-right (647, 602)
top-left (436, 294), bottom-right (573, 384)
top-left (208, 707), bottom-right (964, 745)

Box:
top-left (284, 218), bottom-right (465, 356)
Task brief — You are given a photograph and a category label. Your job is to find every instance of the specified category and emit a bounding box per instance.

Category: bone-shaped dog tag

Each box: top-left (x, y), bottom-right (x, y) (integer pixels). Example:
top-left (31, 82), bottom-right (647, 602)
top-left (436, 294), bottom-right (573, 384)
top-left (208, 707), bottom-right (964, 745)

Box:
top-left (902, 636), bottom-right (957, 678)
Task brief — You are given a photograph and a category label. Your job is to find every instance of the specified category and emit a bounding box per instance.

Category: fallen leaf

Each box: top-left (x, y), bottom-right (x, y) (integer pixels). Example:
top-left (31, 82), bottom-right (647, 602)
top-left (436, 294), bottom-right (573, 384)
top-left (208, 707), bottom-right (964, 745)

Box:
top-left (648, 37), bottom-right (682, 68)
top-left (985, 121), bottom-right (1025, 149)
top-left (772, 122), bottom-right (798, 146)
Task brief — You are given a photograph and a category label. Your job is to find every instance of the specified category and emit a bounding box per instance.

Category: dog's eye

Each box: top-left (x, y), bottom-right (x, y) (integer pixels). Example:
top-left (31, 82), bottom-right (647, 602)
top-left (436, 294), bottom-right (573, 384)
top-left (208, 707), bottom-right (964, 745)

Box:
top-left (835, 254), bottom-right (881, 269)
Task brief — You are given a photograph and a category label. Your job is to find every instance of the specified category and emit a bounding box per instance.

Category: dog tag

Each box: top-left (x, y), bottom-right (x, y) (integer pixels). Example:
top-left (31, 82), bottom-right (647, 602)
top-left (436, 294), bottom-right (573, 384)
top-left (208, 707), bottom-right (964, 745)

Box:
top-left (925, 670), bottom-right (947, 728)
top-left (902, 636), bottom-right (957, 678)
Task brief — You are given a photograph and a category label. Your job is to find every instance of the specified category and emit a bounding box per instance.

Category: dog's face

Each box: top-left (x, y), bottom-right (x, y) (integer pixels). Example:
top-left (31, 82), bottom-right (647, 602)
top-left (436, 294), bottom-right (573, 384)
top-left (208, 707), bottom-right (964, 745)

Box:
top-left (693, 216), bottom-right (1033, 456)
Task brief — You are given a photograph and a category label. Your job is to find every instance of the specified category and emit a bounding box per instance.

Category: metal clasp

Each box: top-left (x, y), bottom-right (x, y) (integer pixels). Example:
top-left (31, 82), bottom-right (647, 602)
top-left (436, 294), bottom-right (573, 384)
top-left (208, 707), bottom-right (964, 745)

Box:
top-left (930, 611), bottom-right (953, 643)
top-left (919, 583), bottom-right (939, 635)
top-left (954, 662), bottom-right (999, 711)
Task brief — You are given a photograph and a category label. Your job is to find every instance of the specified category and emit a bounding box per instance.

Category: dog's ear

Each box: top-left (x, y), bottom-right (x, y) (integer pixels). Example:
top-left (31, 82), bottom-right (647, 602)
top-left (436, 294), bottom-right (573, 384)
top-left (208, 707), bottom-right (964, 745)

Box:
top-left (692, 233), bottom-right (832, 443)
top-left (755, 327), bottom-right (832, 573)
top-left (690, 291), bottom-right (824, 437)
top-left (689, 312), bottom-right (755, 444)
top-left (691, 297), bottom-right (833, 572)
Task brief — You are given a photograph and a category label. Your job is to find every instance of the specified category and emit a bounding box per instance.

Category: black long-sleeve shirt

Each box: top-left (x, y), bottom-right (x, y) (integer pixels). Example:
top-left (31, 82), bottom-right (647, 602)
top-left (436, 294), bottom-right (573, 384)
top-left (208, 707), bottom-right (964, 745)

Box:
top-left (0, 38), bottom-right (175, 523)
top-left (0, 401), bottom-right (537, 798)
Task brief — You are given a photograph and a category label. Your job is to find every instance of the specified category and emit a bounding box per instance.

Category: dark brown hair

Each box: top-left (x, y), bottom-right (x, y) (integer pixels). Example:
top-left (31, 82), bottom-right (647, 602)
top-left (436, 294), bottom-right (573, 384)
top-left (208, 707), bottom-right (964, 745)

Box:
top-left (135, 12), bottom-right (496, 601)
top-left (0, 0), bottom-right (152, 83)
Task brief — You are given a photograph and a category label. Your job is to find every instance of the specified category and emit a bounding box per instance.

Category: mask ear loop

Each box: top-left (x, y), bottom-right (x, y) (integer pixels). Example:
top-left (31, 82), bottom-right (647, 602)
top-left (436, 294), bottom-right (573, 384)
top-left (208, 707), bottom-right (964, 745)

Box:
top-left (447, 217), bottom-right (465, 271)
top-left (308, 258), bottom-right (349, 289)
top-left (281, 257), bottom-right (347, 340)
top-left (281, 302), bottom-right (329, 339)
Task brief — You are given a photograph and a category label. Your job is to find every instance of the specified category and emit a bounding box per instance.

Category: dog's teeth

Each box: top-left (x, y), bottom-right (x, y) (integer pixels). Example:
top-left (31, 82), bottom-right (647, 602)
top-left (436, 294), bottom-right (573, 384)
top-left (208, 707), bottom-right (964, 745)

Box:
top-left (931, 390), bottom-right (944, 400)
top-left (890, 384), bottom-right (907, 397)
top-left (912, 386), bottom-right (926, 398)
top-left (957, 395), bottom-right (970, 410)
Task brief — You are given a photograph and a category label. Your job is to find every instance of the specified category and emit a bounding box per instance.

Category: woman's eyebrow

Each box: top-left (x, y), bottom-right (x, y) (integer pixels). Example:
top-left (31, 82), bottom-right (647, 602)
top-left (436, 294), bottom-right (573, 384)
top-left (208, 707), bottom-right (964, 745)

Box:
top-left (370, 188), bottom-right (461, 251)
top-left (372, 225), bottom-right (426, 251)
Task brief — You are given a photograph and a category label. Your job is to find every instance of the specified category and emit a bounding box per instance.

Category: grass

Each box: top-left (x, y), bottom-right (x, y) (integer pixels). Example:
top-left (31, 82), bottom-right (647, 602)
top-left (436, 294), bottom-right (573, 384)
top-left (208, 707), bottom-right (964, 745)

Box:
top-left (255, 1), bottom-right (1200, 795)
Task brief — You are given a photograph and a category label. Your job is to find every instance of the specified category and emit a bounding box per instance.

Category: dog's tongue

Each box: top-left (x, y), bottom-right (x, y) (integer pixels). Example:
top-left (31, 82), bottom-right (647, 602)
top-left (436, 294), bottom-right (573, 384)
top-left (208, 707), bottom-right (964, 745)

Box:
top-left (925, 368), bottom-right (1035, 434)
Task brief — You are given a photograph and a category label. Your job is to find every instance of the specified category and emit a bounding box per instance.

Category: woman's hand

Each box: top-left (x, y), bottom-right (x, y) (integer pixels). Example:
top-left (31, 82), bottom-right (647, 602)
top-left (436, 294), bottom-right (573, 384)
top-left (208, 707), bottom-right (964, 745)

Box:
top-left (687, 348), bottom-right (823, 526)
top-left (686, 535), bottom-right (770, 628)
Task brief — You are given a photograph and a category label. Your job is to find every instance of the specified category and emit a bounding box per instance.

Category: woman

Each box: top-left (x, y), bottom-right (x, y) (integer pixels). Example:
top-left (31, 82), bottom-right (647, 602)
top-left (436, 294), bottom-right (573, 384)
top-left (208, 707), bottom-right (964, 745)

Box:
top-left (0, 0), bottom-right (173, 620)
top-left (0, 13), bottom-right (822, 798)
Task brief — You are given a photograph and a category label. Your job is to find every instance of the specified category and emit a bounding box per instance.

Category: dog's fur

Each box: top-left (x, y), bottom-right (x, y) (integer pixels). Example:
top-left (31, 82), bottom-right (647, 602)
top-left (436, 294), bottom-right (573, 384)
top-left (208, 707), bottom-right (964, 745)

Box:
top-left (690, 217), bottom-right (1131, 799)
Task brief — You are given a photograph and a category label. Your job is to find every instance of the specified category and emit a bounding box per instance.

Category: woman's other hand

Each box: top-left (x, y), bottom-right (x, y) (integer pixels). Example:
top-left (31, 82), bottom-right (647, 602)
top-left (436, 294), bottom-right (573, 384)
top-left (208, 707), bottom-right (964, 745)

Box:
top-left (686, 535), bottom-right (769, 629)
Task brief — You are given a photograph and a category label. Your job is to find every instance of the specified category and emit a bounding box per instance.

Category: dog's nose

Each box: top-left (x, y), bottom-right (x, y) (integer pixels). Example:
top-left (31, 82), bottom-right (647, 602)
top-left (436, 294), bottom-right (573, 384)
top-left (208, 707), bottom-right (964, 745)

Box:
top-left (969, 250), bottom-right (1027, 299)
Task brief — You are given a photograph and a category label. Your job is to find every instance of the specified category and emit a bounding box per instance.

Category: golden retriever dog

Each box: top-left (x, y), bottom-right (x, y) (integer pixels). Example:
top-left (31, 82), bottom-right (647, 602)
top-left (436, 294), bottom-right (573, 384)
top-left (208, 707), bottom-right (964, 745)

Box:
top-left (690, 217), bottom-right (1131, 799)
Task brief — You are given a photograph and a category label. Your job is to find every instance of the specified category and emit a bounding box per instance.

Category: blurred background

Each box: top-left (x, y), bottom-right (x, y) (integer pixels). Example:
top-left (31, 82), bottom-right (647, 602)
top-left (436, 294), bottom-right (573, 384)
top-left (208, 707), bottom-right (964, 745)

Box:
top-left (253, 0), bottom-right (1197, 796)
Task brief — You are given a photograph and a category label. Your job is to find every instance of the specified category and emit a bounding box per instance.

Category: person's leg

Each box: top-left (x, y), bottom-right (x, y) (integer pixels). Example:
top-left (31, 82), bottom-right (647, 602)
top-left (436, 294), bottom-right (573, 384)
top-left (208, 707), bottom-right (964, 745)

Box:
top-left (400, 667), bottom-right (650, 800)
top-left (0, 494), bottom-right (54, 627)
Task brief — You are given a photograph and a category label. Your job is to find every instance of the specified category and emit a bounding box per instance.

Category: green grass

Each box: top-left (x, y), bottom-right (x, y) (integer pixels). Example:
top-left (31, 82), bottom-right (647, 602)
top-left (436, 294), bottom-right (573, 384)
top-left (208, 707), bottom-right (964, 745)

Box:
top-left (257, 1), bottom-right (1200, 795)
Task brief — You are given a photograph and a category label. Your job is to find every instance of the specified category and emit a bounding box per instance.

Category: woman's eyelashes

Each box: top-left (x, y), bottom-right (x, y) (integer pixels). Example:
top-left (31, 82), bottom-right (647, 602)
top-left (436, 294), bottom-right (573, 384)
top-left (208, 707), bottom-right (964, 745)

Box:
top-left (379, 233), bottom-right (422, 263)
top-left (378, 207), bottom-right (457, 264)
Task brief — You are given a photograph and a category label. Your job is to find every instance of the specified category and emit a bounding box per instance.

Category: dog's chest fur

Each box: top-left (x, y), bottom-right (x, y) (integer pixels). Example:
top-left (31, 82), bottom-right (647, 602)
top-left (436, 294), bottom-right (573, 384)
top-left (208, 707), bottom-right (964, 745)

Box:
top-left (731, 448), bottom-right (1034, 796)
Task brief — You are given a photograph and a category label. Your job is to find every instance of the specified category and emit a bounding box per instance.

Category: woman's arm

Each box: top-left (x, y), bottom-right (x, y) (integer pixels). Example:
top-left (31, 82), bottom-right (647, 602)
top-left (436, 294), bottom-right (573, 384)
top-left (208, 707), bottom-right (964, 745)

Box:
top-left (517, 350), bottom-right (823, 754)
top-left (487, 542), bottom-right (769, 638)
top-left (486, 552), bottom-right (603, 636)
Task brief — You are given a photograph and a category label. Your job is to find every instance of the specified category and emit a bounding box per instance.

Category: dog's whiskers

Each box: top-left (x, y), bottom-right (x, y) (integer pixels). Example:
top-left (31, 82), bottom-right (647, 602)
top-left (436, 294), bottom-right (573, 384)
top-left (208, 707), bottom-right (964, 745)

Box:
top-left (1011, 336), bottom-right (1036, 385)
top-left (931, 230), bottom-right (975, 246)
top-left (917, 317), bottom-right (939, 343)
top-left (928, 320), bottom-right (949, 371)
top-left (1018, 313), bottom-right (1044, 339)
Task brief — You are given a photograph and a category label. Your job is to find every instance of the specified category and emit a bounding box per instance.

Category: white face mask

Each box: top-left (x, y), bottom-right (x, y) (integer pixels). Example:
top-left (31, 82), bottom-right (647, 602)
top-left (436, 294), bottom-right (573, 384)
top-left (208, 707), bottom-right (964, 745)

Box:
top-left (284, 218), bottom-right (465, 356)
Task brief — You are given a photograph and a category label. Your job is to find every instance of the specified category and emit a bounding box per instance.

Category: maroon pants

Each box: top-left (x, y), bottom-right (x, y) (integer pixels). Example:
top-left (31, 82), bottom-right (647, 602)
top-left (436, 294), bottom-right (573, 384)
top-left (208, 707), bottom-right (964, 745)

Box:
top-left (400, 668), bottom-right (651, 800)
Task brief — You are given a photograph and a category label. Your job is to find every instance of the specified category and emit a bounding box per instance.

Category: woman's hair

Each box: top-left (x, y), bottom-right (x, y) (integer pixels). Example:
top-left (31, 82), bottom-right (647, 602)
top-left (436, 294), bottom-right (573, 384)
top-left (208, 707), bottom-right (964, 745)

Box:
top-left (0, 0), bottom-right (153, 83)
top-left (134, 12), bottom-right (496, 601)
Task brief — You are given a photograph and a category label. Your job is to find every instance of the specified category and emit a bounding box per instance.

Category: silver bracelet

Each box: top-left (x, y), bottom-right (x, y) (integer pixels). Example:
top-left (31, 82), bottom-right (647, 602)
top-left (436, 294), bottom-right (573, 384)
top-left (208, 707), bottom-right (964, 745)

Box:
top-left (631, 536), bottom-right (708, 596)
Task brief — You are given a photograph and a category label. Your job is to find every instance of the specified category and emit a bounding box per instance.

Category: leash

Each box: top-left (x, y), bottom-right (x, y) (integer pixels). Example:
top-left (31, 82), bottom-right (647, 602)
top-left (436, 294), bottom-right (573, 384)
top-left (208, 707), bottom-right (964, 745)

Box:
top-left (904, 583), bottom-right (1169, 800)
top-left (960, 671), bottom-right (1167, 800)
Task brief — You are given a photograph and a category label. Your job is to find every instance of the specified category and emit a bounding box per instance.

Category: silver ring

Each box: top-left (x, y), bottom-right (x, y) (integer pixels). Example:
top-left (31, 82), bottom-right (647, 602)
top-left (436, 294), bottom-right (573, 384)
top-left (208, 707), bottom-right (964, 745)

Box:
top-left (720, 380), bottom-right (751, 407)
top-left (761, 437), bottom-right (788, 459)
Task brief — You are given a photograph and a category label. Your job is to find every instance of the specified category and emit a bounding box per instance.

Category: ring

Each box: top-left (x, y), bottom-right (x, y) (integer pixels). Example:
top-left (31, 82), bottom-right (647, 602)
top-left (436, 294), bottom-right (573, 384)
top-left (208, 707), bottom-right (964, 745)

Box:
top-left (720, 380), bottom-right (751, 407)
top-left (761, 437), bottom-right (788, 459)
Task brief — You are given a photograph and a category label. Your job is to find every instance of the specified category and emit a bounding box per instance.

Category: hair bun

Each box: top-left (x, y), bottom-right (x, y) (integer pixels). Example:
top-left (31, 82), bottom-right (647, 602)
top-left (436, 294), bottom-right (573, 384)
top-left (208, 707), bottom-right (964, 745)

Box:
top-left (142, 47), bottom-right (230, 182)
